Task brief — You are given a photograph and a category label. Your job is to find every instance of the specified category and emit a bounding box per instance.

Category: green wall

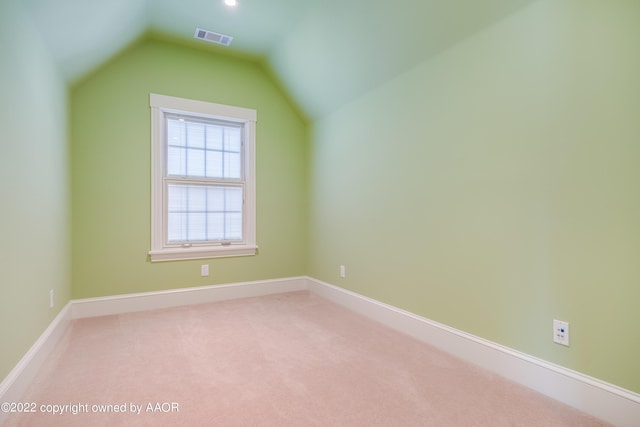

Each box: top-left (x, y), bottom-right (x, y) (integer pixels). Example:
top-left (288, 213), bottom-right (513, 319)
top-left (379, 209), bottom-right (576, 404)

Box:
top-left (308, 0), bottom-right (640, 393)
top-left (70, 38), bottom-right (308, 299)
top-left (0, 2), bottom-right (71, 381)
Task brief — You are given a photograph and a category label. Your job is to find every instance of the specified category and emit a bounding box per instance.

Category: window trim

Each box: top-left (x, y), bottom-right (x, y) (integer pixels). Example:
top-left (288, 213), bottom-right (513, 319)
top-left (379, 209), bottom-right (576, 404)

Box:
top-left (149, 93), bottom-right (257, 262)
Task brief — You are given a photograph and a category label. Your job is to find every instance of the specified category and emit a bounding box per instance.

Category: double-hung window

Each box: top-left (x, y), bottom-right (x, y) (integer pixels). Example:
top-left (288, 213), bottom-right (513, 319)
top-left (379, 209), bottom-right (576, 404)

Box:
top-left (149, 94), bottom-right (257, 262)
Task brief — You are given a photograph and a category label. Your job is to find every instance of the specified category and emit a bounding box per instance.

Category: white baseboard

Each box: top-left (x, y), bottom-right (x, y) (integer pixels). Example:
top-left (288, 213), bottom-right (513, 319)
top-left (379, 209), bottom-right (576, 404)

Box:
top-left (2, 276), bottom-right (638, 427)
top-left (71, 276), bottom-right (308, 318)
top-left (0, 302), bottom-right (72, 425)
top-left (306, 277), bottom-right (640, 427)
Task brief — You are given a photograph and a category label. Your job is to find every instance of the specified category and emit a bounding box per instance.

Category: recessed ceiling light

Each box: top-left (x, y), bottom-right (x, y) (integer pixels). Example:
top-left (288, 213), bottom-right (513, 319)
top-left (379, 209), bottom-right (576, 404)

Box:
top-left (224, 0), bottom-right (237, 6)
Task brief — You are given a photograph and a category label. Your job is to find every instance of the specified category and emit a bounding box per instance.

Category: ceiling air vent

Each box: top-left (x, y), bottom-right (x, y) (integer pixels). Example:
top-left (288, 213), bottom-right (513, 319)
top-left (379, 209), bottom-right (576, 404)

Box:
top-left (194, 28), bottom-right (233, 46)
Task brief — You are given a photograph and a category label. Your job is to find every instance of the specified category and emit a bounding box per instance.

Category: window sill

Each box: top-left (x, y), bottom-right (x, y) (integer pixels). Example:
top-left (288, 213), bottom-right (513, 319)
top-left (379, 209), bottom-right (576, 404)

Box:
top-left (148, 245), bottom-right (258, 262)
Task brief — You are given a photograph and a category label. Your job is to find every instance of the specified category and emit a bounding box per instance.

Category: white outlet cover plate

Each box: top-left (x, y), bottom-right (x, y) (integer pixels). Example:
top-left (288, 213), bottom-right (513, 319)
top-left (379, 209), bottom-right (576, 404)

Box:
top-left (553, 319), bottom-right (569, 346)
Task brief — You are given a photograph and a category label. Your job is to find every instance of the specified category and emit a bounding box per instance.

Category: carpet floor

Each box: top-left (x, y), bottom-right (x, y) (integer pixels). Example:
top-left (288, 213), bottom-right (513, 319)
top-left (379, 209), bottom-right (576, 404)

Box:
top-left (2, 291), bottom-right (608, 426)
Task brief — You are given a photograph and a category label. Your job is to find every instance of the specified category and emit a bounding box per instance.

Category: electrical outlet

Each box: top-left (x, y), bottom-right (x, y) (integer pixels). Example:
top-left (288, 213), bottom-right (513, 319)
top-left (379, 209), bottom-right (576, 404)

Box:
top-left (553, 319), bottom-right (569, 346)
top-left (201, 264), bottom-right (209, 277)
top-left (49, 289), bottom-right (54, 309)
top-left (339, 265), bottom-right (346, 278)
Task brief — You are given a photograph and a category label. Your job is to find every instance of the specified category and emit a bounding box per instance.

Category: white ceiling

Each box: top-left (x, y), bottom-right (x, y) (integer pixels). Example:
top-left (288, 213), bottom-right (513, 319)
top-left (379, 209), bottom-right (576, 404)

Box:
top-left (22, 0), bottom-right (538, 118)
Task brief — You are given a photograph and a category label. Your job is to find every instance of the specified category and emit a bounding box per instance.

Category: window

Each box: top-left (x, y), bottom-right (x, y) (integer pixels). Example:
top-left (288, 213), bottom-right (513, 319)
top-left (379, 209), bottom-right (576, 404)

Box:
top-left (149, 94), bottom-right (257, 262)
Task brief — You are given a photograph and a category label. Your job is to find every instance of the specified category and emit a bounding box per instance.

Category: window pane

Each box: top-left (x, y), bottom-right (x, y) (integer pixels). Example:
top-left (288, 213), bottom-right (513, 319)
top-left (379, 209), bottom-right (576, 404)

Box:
top-left (167, 146), bottom-right (186, 176)
top-left (187, 186), bottom-right (206, 211)
top-left (167, 211), bottom-right (187, 242)
top-left (186, 148), bottom-right (205, 177)
top-left (206, 187), bottom-right (225, 211)
top-left (186, 122), bottom-right (205, 148)
top-left (225, 152), bottom-right (241, 179)
top-left (225, 127), bottom-right (242, 150)
top-left (206, 125), bottom-right (223, 151)
top-left (225, 186), bottom-right (243, 209)
top-left (223, 127), bottom-right (242, 179)
top-left (225, 213), bottom-right (242, 240)
top-left (206, 150), bottom-right (223, 178)
top-left (187, 213), bottom-right (206, 241)
top-left (167, 185), bottom-right (187, 210)
top-left (207, 213), bottom-right (224, 241)
top-left (167, 121), bottom-right (185, 146)
top-left (167, 184), bottom-right (243, 243)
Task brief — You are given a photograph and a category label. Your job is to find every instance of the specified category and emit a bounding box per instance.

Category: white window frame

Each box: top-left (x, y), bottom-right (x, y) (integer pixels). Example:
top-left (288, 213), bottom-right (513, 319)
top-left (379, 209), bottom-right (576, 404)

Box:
top-left (149, 93), bottom-right (257, 262)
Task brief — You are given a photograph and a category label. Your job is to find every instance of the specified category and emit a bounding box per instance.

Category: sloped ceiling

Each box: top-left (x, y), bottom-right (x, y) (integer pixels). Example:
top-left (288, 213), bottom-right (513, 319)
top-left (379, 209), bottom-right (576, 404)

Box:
top-left (22, 0), bottom-right (538, 119)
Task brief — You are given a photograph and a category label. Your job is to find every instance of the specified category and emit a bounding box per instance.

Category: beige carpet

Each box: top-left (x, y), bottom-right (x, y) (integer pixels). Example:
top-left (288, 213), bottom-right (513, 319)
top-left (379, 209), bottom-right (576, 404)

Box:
top-left (3, 291), bottom-right (608, 426)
